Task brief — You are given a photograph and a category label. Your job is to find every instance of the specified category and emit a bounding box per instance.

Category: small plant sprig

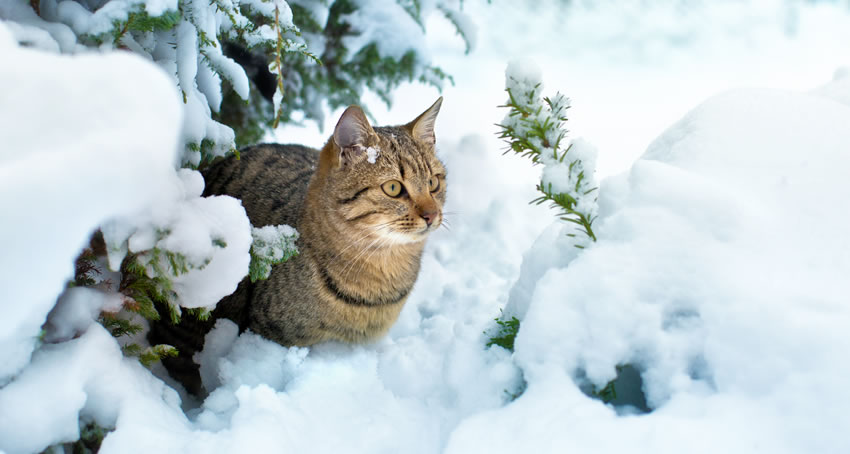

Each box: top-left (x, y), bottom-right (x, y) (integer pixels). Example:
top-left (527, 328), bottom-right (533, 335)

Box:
top-left (486, 316), bottom-right (521, 351)
top-left (497, 61), bottom-right (599, 247)
top-left (249, 225), bottom-right (300, 282)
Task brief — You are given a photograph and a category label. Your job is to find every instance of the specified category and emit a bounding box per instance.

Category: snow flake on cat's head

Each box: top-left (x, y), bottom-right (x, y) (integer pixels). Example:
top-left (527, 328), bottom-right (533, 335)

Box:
top-left (366, 146), bottom-right (380, 164)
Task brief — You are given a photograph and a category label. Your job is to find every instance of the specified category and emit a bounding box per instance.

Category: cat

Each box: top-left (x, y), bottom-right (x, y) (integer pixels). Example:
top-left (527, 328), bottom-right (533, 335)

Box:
top-left (149, 98), bottom-right (446, 395)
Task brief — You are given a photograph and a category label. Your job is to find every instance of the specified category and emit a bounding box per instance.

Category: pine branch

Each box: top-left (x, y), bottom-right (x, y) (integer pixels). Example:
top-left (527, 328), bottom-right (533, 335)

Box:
top-left (497, 66), bottom-right (598, 247)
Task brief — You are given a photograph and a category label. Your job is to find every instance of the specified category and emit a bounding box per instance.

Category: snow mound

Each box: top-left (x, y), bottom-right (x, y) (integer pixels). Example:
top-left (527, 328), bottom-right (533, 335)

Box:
top-left (0, 22), bottom-right (181, 384)
top-left (448, 87), bottom-right (850, 453)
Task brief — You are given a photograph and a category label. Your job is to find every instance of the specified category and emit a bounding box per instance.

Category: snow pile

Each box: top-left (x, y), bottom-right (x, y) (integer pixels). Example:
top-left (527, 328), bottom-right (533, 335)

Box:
top-left (449, 82), bottom-right (850, 452)
top-left (0, 21), bottom-right (251, 452)
top-left (0, 23), bottom-right (181, 383)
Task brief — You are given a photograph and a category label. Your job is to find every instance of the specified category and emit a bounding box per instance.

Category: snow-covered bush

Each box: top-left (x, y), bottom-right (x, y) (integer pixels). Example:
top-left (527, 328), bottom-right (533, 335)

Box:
top-left (260, 0), bottom-right (477, 131)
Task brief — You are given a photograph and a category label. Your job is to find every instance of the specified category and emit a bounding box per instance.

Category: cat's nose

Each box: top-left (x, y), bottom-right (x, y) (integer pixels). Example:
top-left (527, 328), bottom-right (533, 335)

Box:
top-left (420, 210), bottom-right (438, 227)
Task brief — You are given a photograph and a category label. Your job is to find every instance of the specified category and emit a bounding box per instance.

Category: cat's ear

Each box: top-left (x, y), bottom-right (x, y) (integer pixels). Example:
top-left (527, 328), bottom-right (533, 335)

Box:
top-left (406, 97), bottom-right (442, 146)
top-left (333, 105), bottom-right (374, 166)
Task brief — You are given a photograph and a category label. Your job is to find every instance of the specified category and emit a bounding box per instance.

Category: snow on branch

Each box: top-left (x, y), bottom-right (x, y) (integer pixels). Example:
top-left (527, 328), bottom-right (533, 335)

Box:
top-left (497, 59), bottom-right (599, 247)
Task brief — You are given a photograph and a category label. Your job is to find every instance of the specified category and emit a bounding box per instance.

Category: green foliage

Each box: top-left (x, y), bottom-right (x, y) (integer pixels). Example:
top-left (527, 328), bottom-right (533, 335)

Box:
top-left (120, 254), bottom-right (173, 322)
top-left (73, 421), bottom-right (109, 454)
top-left (249, 225), bottom-right (299, 282)
top-left (139, 344), bottom-right (179, 368)
top-left (187, 139), bottom-right (231, 170)
top-left (70, 249), bottom-right (100, 288)
top-left (114, 7), bottom-right (182, 42)
top-left (592, 378), bottom-right (618, 404)
top-left (224, 0), bottom-right (462, 137)
top-left (532, 181), bottom-right (597, 244)
top-left (486, 316), bottom-right (520, 351)
top-left (42, 420), bottom-right (112, 454)
top-left (99, 314), bottom-right (143, 339)
top-left (215, 82), bottom-right (274, 148)
top-left (185, 307), bottom-right (212, 321)
top-left (117, 335), bottom-right (178, 368)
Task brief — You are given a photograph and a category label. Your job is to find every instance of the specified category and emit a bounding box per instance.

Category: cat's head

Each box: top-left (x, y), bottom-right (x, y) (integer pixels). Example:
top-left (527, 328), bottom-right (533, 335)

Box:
top-left (317, 98), bottom-right (446, 245)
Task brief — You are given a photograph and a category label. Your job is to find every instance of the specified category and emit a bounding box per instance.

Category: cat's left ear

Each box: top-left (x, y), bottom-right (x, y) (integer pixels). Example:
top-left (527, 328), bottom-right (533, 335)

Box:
top-left (406, 97), bottom-right (442, 146)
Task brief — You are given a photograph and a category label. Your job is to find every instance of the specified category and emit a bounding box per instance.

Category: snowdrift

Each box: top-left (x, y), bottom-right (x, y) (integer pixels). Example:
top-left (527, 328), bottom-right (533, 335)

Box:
top-left (455, 77), bottom-right (850, 453)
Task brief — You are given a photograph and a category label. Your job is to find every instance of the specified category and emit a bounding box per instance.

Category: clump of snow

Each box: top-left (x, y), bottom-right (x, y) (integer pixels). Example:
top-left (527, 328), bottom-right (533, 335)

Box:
top-left (251, 224), bottom-right (299, 261)
top-left (101, 168), bottom-right (252, 310)
top-left (43, 287), bottom-right (124, 344)
top-left (249, 224), bottom-right (299, 282)
top-left (504, 58), bottom-right (544, 98)
top-left (0, 22), bottom-right (181, 383)
top-left (0, 326), bottom-right (188, 454)
top-left (366, 146), bottom-right (380, 163)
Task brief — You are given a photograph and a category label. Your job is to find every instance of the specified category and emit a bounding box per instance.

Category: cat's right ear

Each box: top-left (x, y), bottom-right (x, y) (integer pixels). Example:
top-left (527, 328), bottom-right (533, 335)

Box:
top-left (333, 106), bottom-right (375, 167)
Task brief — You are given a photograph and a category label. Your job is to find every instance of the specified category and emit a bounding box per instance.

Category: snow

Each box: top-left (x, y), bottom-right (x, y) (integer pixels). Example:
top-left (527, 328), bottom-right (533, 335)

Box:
top-left (101, 168), bottom-right (252, 310)
top-left (3, 2), bottom-right (850, 454)
top-left (365, 146), bottom-right (380, 163)
top-left (0, 22), bottom-right (181, 384)
top-left (450, 84), bottom-right (850, 453)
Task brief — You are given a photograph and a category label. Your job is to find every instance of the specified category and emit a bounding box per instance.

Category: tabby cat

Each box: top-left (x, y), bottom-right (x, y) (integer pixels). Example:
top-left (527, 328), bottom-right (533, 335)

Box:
top-left (149, 98), bottom-right (446, 395)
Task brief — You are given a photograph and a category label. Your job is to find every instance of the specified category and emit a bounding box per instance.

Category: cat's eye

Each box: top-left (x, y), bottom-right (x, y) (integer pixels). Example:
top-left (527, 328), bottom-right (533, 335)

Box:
top-left (428, 175), bottom-right (440, 192)
top-left (382, 180), bottom-right (403, 197)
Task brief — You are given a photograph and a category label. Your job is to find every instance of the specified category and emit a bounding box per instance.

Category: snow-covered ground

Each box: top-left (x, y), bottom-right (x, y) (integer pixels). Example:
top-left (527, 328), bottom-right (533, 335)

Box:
top-left (2, 1), bottom-right (850, 453)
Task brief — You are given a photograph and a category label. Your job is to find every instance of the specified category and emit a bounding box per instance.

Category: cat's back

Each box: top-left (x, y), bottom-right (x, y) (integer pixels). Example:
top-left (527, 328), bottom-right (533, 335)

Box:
top-left (203, 143), bottom-right (318, 227)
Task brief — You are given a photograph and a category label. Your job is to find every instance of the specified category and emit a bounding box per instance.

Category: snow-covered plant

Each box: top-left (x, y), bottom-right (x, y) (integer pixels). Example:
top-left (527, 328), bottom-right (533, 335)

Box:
top-left (488, 60), bottom-right (602, 401)
top-left (2, 0), bottom-right (314, 167)
top-left (249, 224), bottom-right (299, 282)
top-left (497, 59), bottom-right (599, 248)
